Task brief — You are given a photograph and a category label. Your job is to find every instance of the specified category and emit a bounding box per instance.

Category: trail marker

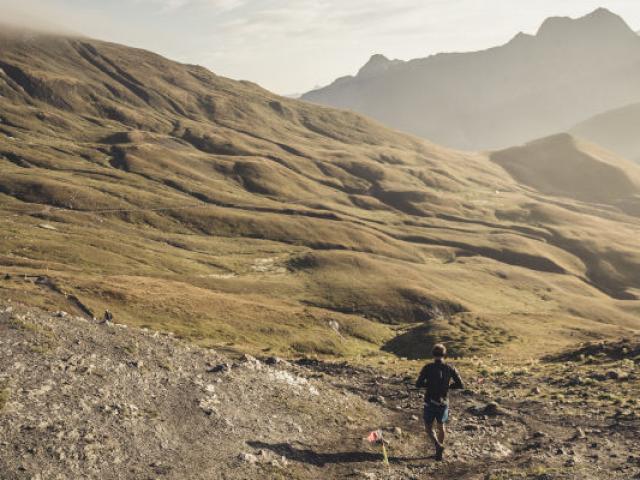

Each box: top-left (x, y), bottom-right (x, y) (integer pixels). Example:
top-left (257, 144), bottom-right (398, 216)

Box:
top-left (366, 430), bottom-right (389, 467)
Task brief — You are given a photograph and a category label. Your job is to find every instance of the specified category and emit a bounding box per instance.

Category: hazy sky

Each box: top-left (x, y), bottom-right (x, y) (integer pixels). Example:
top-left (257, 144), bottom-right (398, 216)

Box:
top-left (2, 0), bottom-right (640, 94)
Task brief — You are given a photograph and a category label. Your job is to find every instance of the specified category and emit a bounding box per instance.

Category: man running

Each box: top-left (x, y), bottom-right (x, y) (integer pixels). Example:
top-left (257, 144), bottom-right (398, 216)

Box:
top-left (415, 343), bottom-right (464, 461)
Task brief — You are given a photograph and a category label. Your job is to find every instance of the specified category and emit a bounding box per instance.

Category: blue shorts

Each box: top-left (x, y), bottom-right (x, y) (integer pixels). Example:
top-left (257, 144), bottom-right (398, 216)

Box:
top-left (423, 402), bottom-right (449, 424)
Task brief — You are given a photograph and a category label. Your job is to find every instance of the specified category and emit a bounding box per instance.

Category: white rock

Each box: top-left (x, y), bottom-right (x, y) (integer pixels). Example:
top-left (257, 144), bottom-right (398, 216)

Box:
top-left (238, 452), bottom-right (258, 464)
top-left (490, 442), bottom-right (513, 459)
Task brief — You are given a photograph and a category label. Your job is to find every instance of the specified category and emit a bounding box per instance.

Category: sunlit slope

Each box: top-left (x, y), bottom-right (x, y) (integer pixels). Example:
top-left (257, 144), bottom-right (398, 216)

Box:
top-left (1, 28), bottom-right (639, 359)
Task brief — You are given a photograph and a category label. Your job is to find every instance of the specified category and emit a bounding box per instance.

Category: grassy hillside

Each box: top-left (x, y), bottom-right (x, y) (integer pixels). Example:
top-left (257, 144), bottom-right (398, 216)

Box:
top-left (1, 27), bottom-right (640, 360)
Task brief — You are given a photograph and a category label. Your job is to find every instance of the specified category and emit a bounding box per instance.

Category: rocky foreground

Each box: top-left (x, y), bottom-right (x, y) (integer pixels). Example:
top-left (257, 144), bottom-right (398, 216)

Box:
top-left (0, 302), bottom-right (639, 480)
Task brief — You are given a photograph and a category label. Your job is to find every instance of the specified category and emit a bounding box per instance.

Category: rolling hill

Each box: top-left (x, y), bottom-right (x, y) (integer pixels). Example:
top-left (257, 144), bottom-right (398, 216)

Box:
top-left (490, 133), bottom-right (640, 205)
top-left (571, 102), bottom-right (640, 164)
top-left (1, 26), bottom-right (640, 361)
top-left (302, 8), bottom-right (640, 151)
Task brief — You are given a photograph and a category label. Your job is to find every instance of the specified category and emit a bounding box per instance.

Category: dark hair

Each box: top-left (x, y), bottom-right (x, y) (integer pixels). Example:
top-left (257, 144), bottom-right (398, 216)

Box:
top-left (432, 343), bottom-right (446, 358)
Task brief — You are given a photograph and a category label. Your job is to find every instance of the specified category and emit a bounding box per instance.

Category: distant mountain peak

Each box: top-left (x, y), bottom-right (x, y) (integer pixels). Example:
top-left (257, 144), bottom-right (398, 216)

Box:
top-left (367, 53), bottom-right (389, 62)
top-left (302, 8), bottom-right (640, 151)
top-left (507, 31), bottom-right (535, 46)
top-left (536, 8), bottom-right (636, 40)
top-left (588, 7), bottom-right (618, 18)
top-left (357, 54), bottom-right (403, 78)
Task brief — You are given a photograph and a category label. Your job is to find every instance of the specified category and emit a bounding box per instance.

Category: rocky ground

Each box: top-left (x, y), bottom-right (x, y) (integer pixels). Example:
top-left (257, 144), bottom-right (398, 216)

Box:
top-left (0, 301), bottom-right (638, 480)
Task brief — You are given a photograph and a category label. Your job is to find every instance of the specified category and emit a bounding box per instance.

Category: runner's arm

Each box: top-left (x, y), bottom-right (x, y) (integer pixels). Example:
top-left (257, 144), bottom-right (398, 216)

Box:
top-left (450, 366), bottom-right (464, 390)
top-left (415, 366), bottom-right (428, 389)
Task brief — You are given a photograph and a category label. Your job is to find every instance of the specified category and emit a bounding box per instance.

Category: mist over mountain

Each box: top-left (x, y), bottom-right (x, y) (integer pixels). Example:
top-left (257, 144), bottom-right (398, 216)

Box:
top-left (570, 102), bottom-right (640, 164)
top-left (303, 8), bottom-right (640, 151)
top-left (491, 133), bottom-right (640, 207)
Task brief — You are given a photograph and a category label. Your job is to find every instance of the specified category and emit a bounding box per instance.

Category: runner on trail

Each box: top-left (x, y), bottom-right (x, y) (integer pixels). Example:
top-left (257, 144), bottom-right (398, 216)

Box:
top-left (415, 343), bottom-right (464, 461)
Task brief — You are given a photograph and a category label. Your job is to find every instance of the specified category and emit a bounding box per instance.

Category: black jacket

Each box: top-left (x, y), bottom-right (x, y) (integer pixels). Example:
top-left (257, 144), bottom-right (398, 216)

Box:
top-left (415, 360), bottom-right (464, 406)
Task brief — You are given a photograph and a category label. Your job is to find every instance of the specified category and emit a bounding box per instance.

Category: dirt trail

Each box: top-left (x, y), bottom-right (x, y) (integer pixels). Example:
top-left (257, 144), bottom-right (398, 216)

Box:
top-left (295, 361), bottom-right (639, 479)
top-left (0, 302), bottom-right (638, 480)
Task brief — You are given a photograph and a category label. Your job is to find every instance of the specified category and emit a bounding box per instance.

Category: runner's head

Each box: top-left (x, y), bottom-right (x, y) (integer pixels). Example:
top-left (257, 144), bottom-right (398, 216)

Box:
top-left (432, 343), bottom-right (446, 359)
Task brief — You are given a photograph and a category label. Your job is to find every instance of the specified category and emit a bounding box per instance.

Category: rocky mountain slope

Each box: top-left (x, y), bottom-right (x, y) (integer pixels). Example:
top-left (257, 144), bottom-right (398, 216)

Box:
top-left (571, 102), bottom-right (640, 164)
top-left (302, 9), bottom-right (640, 151)
top-left (1, 302), bottom-right (639, 479)
top-left (0, 26), bottom-right (640, 363)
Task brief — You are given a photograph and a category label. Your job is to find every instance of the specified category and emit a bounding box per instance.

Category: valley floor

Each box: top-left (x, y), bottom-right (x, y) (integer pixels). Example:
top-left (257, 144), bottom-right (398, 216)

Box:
top-left (0, 302), bottom-right (638, 480)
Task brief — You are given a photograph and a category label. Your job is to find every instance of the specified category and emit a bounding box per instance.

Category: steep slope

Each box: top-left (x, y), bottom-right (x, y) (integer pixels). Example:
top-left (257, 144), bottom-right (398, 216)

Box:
top-left (1, 27), bottom-right (640, 361)
top-left (571, 102), bottom-right (640, 164)
top-left (303, 8), bottom-right (640, 150)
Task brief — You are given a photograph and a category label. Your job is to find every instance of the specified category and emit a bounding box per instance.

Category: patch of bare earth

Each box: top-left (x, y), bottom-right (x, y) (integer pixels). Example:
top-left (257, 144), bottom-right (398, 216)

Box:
top-left (1, 302), bottom-right (638, 479)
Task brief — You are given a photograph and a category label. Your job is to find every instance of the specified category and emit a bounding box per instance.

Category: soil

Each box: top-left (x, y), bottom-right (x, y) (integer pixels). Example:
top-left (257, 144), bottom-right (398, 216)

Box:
top-left (1, 302), bottom-right (638, 479)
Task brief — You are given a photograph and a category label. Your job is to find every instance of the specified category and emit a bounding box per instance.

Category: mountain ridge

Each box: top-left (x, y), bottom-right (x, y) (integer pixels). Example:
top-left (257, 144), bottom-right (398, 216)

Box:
top-left (303, 8), bottom-right (640, 151)
top-left (356, 53), bottom-right (404, 78)
top-left (536, 7), bottom-right (637, 40)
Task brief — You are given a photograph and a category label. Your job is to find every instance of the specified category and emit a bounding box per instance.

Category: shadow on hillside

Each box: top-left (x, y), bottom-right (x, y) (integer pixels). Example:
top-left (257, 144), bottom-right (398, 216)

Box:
top-left (247, 441), bottom-right (429, 466)
top-left (381, 323), bottom-right (436, 360)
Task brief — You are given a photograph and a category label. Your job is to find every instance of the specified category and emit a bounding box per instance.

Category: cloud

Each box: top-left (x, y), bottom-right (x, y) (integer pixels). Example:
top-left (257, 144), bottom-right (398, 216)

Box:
top-left (215, 0), bottom-right (427, 31)
top-left (0, 0), bottom-right (93, 33)
top-left (1, 0), bottom-right (638, 93)
top-left (135, 0), bottom-right (248, 13)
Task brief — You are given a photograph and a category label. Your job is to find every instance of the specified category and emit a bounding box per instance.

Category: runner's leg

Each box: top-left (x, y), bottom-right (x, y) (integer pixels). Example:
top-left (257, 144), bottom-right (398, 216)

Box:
top-left (436, 421), bottom-right (446, 445)
top-left (425, 419), bottom-right (440, 448)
